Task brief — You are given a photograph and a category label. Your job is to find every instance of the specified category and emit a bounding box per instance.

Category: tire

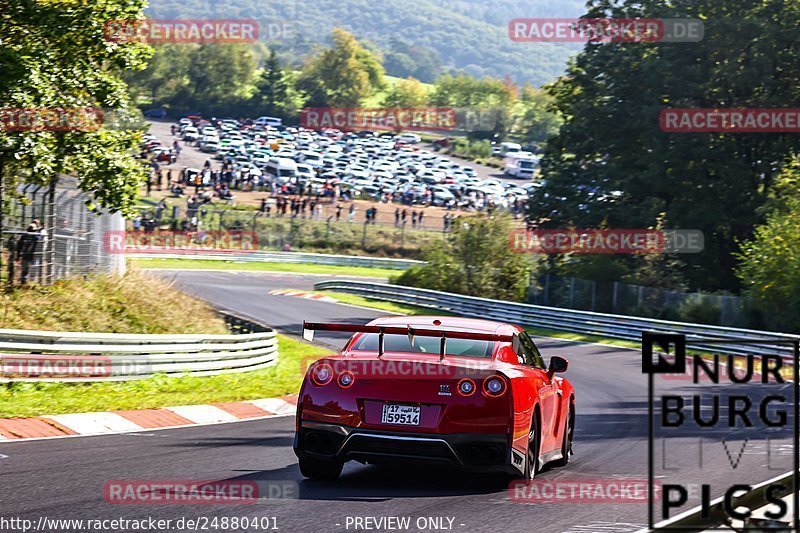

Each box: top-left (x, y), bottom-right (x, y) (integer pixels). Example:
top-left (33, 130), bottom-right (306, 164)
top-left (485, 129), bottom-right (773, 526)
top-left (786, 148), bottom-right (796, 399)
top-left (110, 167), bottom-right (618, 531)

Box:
top-left (298, 457), bottom-right (343, 481)
top-left (524, 411), bottom-right (541, 480)
top-left (554, 403), bottom-right (574, 467)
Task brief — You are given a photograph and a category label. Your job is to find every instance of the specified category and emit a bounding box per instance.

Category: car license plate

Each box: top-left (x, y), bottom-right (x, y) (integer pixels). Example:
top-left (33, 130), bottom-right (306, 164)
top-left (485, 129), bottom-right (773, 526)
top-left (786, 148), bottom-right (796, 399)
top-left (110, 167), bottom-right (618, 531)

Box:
top-left (381, 404), bottom-right (420, 426)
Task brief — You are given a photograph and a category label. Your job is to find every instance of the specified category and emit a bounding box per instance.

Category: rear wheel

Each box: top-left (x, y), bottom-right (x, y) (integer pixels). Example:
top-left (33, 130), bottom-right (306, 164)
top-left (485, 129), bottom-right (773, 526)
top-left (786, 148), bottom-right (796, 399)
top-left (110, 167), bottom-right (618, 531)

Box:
top-left (524, 412), bottom-right (541, 479)
top-left (299, 457), bottom-right (343, 481)
top-left (554, 403), bottom-right (574, 467)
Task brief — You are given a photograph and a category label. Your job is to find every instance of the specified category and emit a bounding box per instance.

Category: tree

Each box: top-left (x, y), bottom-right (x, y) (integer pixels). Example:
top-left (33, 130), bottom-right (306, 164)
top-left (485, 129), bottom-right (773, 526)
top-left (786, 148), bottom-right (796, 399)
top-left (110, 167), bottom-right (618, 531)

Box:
top-left (252, 48), bottom-right (297, 119)
top-left (532, 0), bottom-right (800, 291)
top-left (0, 0), bottom-right (150, 217)
top-left (186, 44), bottom-right (257, 111)
top-left (395, 215), bottom-right (531, 301)
top-left (514, 84), bottom-right (561, 146)
top-left (296, 29), bottom-right (385, 107)
top-left (737, 155), bottom-right (800, 332)
top-left (384, 39), bottom-right (443, 83)
top-left (428, 74), bottom-right (517, 139)
top-left (124, 44), bottom-right (192, 104)
top-left (381, 77), bottom-right (429, 107)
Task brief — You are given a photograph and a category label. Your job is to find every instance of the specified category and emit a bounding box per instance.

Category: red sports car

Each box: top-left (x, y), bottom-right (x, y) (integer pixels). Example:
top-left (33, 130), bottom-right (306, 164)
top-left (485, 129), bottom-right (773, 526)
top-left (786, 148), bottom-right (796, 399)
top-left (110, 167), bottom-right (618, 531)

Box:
top-left (294, 316), bottom-right (575, 480)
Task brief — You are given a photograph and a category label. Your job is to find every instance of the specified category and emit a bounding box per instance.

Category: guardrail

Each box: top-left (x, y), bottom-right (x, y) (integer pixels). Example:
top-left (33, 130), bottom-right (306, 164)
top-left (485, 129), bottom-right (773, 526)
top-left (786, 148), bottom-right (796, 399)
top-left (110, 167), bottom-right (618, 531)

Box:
top-left (131, 250), bottom-right (424, 271)
top-left (313, 281), bottom-right (800, 357)
top-left (0, 311), bottom-right (278, 382)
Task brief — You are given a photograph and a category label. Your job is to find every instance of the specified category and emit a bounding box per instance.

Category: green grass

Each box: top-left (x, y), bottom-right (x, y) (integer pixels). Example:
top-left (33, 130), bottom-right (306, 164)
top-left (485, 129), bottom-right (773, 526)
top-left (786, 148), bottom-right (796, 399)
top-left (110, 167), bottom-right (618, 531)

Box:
top-left (132, 258), bottom-right (398, 278)
top-left (0, 270), bottom-right (228, 334)
top-left (325, 291), bottom-right (448, 315)
top-left (0, 334), bottom-right (330, 418)
top-left (523, 327), bottom-right (639, 350)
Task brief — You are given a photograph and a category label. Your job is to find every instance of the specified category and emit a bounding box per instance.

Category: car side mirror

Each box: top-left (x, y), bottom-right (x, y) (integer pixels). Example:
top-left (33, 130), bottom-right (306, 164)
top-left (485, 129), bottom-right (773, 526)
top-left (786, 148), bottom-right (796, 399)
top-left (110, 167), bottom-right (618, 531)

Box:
top-left (548, 356), bottom-right (568, 375)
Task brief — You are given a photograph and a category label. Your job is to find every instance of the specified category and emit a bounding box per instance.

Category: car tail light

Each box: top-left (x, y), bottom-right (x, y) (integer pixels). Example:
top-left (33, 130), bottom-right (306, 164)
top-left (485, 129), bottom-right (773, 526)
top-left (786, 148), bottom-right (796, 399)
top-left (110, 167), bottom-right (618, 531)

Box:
top-left (457, 378), bottom-right (476, 397)
top-left (482, 376), bottom-right (508, 397)
top-left (311, 363), bottom-right (334, 386)
top-left (337, 370), bottom-right (355, 388)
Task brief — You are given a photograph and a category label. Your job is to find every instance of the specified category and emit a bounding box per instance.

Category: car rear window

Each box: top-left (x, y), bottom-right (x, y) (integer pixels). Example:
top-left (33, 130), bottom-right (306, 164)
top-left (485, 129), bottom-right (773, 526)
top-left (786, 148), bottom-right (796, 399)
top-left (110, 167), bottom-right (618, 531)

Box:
top-left (350, 333), bottom-right (494, 358)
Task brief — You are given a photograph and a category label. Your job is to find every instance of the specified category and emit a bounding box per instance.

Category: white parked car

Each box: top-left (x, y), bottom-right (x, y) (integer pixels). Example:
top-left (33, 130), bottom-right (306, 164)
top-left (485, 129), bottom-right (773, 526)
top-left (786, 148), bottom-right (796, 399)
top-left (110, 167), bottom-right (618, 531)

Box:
top-left (182, 127), bottom-right (199, 141)
top-left (396, 133), bottom-right (421, 144)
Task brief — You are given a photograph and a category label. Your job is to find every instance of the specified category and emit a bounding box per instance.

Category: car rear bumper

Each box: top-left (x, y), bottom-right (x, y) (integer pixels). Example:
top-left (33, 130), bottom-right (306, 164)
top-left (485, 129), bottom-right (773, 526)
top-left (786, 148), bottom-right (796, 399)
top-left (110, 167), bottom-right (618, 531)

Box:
top-left (294, 421), bottom-right (522, 475)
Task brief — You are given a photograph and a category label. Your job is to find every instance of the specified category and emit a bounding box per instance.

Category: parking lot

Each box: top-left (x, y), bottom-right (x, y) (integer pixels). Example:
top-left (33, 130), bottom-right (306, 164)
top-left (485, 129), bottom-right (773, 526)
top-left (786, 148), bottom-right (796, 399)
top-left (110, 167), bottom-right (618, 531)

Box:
top-left (140, 118), bottom-right (536, 229)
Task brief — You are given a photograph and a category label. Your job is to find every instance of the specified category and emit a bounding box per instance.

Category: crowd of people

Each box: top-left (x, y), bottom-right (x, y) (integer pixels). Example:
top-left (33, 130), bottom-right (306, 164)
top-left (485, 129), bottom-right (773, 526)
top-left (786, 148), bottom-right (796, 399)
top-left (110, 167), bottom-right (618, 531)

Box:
top-left (137, 116), bottom-right (533, 235)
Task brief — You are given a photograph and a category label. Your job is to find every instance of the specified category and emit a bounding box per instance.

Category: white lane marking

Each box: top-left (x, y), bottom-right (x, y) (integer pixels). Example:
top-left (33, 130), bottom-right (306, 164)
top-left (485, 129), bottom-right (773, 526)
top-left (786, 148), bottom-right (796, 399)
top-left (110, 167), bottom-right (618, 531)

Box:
top-left (165, 405), bottom-right (238, 424)
top-left (247, 398), bottom-right (296, 415)
top-left (0, 453), bottom-right (8, 458)
top-left (0, 412), bottom-right (294, 445)
top-left (46, 412), bottom-right (144, 435)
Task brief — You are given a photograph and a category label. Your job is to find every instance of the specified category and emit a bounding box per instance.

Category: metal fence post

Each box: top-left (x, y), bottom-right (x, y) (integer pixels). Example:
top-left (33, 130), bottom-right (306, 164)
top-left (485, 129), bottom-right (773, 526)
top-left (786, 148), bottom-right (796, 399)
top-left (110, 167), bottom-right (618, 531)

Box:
top-left (569, 277), bottom-right (575, 308)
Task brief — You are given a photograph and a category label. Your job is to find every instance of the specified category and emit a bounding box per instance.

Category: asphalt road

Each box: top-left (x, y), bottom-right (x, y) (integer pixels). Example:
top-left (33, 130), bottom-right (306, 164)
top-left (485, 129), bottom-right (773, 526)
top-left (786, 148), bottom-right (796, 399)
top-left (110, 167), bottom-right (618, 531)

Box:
top-left (0, 270), bottom-right (793, 533)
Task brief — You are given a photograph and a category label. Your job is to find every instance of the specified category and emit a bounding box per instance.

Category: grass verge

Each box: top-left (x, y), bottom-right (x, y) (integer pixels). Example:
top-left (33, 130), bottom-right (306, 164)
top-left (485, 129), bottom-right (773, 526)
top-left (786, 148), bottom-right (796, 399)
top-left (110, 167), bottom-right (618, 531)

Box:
top-left (0, 334), bottom-right (330, 418)
top-left (132, 258), bottom-right (398, 279)
top-left (0, 270), bottom-right (228, 334)
top-left (324, 291), bottom-right (442, 316)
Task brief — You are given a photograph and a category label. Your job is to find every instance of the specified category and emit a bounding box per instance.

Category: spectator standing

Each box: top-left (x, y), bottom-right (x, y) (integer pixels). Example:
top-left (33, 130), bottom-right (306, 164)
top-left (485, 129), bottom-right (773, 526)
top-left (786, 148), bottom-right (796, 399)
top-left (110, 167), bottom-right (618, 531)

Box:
top-left (348, 204), bottom-right (356, 223)
top-left (16, 221), bottom-right (43, 284)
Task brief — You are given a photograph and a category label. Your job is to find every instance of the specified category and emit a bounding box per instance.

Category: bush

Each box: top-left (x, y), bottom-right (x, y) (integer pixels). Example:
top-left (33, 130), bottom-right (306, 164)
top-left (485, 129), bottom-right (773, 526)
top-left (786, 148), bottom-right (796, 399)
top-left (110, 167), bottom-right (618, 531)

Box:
top-left (737, 199), bottom-right (800, 332)
top-left (678, 295), bottom-right (721, 325)
top-left (393, 215), bottom-right (531, 302)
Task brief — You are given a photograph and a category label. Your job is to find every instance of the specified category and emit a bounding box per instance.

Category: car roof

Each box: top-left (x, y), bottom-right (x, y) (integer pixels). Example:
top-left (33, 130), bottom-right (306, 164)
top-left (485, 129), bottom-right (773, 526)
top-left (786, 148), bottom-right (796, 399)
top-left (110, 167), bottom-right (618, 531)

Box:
top-left (366, 315), bottom-right (521, 335)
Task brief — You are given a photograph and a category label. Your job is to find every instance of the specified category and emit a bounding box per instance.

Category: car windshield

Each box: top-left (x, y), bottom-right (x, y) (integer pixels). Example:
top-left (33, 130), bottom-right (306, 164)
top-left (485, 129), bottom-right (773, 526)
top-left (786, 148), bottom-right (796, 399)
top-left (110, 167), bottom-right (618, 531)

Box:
top-left (350, 333), bottom-right (494, 358)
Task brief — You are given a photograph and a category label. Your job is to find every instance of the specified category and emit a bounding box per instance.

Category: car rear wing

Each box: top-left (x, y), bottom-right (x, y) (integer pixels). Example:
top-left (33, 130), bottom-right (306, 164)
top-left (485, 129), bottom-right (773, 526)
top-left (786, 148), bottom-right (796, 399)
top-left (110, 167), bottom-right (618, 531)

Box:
top-left (302, 321), bottom-right (518, 359)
